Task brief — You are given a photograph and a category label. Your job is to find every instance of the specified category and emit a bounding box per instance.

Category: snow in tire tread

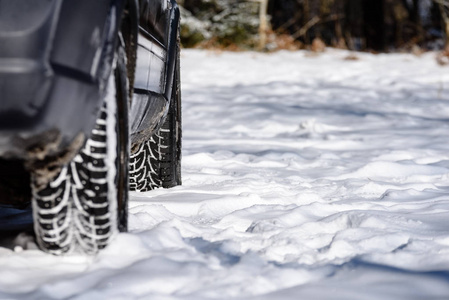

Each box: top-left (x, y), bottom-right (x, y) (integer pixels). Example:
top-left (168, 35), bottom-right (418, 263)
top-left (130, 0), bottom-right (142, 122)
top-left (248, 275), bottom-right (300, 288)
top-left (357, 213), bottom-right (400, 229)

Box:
top-left (32, 85), bottom-right (118, 255)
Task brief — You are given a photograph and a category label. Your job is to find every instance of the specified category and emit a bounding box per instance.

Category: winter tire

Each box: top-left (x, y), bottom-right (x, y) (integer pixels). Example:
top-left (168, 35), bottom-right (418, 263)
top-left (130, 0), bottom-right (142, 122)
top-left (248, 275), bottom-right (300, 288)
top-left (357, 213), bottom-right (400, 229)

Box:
top-left (129, 38), bottom-right (181, 192)
top-left (30, 46), bottom-right (129, 255)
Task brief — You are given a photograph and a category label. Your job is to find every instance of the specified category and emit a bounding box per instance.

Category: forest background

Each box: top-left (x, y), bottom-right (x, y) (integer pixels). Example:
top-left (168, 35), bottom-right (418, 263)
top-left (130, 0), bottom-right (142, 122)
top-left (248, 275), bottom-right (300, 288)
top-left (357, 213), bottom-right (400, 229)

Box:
top-left (178, 0), bottom-right (449, 53)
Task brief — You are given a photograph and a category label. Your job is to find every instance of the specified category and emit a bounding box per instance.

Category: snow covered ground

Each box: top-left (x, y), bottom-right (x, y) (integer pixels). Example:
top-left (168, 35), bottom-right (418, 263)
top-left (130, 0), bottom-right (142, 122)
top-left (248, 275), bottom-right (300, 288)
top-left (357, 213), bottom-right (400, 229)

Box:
top-left (2, 49), bottom-right (449, 299)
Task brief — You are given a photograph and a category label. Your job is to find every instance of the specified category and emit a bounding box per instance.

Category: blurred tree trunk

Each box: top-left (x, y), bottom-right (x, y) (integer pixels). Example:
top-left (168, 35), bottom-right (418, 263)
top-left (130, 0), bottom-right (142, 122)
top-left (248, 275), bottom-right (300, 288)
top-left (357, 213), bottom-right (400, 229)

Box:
top-left (411, 0), bottom-right (424, 43)
top-left (334, 0), bottom-right (346, 48)
top-left (318, 0), bottom-right (331, 41)
top-left (304, 0), bottom-right (311, 44)
top-left (345, 0), bottom-right (364, 50)
top-left (437, 0), bottom-right (449, 47)
top-left (363, 0), bottom-right (386, 50)
top-left (411, 0), bottom-right (420, 24)
top-left (258, 0), bottom-right (268, 50)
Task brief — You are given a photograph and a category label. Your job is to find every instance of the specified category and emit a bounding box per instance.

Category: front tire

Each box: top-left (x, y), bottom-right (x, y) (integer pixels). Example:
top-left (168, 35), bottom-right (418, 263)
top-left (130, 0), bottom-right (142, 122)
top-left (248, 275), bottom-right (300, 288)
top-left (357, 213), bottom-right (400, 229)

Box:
top-left (129, 41), bottom-right (182, 192)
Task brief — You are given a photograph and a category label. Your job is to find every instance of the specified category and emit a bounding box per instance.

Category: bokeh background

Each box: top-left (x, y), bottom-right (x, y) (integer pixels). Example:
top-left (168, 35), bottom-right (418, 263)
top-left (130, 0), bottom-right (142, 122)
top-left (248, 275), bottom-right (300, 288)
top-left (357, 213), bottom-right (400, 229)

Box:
top-left (178, 0), bottom-right (449, 52)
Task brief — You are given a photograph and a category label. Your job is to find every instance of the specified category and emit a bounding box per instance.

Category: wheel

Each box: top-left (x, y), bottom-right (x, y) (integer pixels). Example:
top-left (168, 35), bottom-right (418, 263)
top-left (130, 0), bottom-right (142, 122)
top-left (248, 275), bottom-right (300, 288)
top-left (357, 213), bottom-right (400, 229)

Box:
top-left (129, 40), bottom-right (182, 192)
top-left (30, 44), bottom-right (129, 255)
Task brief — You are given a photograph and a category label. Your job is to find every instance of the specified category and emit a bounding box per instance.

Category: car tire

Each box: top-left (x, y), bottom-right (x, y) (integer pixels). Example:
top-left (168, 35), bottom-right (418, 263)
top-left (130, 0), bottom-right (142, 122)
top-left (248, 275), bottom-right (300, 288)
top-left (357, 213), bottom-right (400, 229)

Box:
top-left (30, 44), bottom-right (129, 255)
top-left (129, 41), bottom-right (181, 192)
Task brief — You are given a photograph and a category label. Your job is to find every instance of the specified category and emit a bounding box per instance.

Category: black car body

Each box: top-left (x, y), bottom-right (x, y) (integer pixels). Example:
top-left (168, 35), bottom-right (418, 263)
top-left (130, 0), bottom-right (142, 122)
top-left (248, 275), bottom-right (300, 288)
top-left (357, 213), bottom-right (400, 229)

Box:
top-left (0, 0), bottom-right (182, 254)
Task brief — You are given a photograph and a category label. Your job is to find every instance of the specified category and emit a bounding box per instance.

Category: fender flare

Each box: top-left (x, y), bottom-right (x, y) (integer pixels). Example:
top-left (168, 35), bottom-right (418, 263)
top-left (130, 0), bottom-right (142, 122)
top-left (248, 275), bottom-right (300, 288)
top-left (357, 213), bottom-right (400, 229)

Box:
top-left (121, 0), bottom-right (139, 99)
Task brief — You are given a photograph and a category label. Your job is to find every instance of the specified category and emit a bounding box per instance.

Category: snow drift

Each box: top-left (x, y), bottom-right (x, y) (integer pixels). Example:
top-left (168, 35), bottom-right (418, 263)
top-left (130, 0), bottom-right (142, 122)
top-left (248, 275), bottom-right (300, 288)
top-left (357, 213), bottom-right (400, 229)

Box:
top-left (1, 49), bottom-right (449, 299)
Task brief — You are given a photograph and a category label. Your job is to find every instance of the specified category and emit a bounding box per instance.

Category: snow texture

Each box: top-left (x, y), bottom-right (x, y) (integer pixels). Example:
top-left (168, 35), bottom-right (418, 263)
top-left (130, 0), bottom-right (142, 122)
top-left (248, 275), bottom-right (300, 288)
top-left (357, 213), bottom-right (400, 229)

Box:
top-left (2, 49), bottom-right (449, 299)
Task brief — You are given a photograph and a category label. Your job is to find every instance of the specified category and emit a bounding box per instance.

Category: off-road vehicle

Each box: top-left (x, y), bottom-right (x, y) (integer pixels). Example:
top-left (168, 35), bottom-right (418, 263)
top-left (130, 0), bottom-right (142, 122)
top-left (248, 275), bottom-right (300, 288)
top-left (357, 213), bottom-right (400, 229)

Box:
top-left (0, 0), bottom-right (181, 254)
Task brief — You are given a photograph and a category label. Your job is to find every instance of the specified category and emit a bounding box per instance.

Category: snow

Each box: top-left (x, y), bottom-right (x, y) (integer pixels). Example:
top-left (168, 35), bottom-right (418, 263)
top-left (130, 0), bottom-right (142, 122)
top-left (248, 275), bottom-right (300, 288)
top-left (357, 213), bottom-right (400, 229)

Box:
top-left (2, 49), bottom-right (449, 299)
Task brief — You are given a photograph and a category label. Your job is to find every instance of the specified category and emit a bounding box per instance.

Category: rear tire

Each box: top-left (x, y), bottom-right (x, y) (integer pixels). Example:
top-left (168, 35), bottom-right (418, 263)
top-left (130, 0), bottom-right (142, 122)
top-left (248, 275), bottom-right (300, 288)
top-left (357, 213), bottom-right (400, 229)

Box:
top-left (31, 46), bottom-right (129, 255)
